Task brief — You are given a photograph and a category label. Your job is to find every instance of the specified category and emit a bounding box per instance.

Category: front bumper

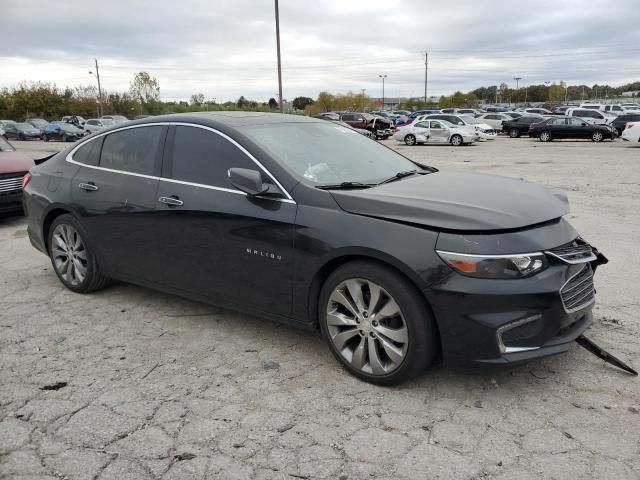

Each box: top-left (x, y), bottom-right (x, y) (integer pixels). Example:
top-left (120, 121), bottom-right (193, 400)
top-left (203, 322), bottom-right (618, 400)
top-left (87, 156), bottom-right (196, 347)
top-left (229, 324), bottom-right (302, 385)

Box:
top-left (0, 190), bottom-right (24, 214)
top-left (424, 245), bottom-right (605, 367)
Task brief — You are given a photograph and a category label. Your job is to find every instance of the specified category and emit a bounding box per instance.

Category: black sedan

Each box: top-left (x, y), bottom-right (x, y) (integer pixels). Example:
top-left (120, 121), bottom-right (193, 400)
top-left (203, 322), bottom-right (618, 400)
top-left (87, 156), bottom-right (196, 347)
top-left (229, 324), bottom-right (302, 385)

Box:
top-left (529, 117), bottom-right (617, 142)
top-left (3, 122), bottom-right (42, 140)
top-left (43, 122), bottom-right (85, 142)
top-left (502, 115), bottom-right (544, 137)
top-left (23, 113), bottom-right (606, 384)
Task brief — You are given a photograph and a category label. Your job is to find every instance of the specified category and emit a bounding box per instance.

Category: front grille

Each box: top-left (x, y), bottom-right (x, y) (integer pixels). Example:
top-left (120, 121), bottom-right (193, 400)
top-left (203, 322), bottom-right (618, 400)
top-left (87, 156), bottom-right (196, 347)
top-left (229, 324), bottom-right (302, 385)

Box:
top-left (0, 173), bottom-right (24, 195)
top-left (546, 238), bottom-right (596, 264)
top-left (560, 264), bottom-right (595, 313)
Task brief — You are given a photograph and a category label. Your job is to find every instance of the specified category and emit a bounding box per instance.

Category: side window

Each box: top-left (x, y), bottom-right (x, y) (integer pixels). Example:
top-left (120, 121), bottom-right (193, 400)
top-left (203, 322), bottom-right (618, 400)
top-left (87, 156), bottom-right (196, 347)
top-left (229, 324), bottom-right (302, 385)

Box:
top-left (100, 126), bottom-right (163, 175)
top-left (430, 121), bottom-right (443, 128)
top-left (414, 122), bottom-right (429, 128)
top-left (169, 126), bottom-right (256, 188)
top-left (341, 114), bottom-right (354, 121)
top-left (72, 138), bottom-right (103, 166)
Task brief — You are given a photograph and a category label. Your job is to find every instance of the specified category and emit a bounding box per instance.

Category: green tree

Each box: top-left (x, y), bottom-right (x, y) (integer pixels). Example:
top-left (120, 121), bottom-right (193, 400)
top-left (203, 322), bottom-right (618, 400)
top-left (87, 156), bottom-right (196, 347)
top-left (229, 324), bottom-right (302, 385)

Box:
top-left (129, 72), bottom-right (160, 104)
top-left (292, 96), bottom-right (314, 111)
top-left (268, 97), bottom-right (278, 110)
top-left (236, 96), bottom-right (247, 108)
top-left (190, 93), bottom-right (205, 105)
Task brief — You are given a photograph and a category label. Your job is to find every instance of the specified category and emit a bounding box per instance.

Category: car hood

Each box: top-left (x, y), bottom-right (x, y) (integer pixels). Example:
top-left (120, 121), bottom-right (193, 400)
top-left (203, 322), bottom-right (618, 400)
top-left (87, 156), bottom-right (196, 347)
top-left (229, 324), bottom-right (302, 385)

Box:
top-left (0, 150), bottom-right (35, 173)
top-left (330, 171), bottom-right (569, 231)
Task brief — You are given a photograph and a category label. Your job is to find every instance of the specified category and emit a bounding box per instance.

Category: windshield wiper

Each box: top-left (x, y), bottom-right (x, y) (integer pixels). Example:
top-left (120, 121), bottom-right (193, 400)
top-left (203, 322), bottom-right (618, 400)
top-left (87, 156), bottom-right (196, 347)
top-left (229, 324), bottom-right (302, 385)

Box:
top-left (377, 170), bottom-right (422, 186)
top-left (315, 181), bottom-right (374, 190)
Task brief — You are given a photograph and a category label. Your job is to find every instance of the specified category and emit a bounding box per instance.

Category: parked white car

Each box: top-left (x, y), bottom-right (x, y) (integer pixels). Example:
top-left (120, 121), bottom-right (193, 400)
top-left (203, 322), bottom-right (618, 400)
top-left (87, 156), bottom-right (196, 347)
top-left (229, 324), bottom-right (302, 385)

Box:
top-left (566, 108), bottom-right (615, 125)
top-left (393, 119), bottom-right (478, 146)
top-left (477, 113), bottom-right (512, 130)
top-left (84, 118), bottom-right (115, 133)
top-left (621, 122), bottom-right (640, 142)
top-left (523, 108), bottom-right (553, 115)
top-left (418, 114), bottom-right (496, 140)
top-left (579, 102), bottom-right (604, 110)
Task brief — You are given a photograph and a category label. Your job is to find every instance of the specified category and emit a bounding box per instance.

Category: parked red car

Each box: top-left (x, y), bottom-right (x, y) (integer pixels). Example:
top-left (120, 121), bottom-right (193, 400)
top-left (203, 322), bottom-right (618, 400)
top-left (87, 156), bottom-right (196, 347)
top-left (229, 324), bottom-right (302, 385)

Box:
top-left (0, 136), bottom-right (34, 215)
top-left (339, 112), bottom-right (393, 139)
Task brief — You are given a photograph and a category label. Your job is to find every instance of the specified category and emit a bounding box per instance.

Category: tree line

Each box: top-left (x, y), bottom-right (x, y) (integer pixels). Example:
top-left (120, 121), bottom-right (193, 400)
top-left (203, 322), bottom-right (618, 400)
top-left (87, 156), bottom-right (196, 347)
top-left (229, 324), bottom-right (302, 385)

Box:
top-left (1, 72), bottom-right (638, 121)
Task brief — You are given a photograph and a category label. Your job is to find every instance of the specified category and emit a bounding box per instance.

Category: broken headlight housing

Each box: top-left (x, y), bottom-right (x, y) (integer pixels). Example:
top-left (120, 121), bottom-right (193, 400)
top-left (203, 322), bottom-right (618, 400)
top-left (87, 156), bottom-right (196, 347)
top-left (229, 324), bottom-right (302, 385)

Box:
top-left (436, 251), bottom-right (547, 279)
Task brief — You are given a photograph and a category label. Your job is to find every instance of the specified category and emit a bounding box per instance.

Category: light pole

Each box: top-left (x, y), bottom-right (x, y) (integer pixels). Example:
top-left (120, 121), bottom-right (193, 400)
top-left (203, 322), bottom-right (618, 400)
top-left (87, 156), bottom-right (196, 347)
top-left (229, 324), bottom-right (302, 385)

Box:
top-left (379, 74), bottom-right (387, 111)
top-left (274, 0), bottom-right (283, 113)
top-left (514, 77), bottom-right (522, 106)
top-left (360, 88), bottom-right (366, 112)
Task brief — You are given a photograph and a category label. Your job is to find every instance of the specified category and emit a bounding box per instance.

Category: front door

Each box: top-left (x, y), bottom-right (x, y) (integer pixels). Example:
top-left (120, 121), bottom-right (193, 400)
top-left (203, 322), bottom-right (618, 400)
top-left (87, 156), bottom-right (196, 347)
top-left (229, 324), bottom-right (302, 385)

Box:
top-left (428, 120), bottom-right (450, 143)
top-left (154, 125), bottom-right (296, 317)
top-left (71, 125), bottom-right (166, 281)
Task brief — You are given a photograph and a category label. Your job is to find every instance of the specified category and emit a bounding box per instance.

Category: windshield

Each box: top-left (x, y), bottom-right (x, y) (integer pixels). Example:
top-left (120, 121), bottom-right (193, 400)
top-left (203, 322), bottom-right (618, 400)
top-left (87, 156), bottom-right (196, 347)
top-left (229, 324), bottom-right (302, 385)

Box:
top-left (102, 119), bottom-right (115, 125)
top-left (16, 123), bottom-right (32, 129)
top-left (29, 119), bottom-right (47, 127)
top-left (0, 136), bottom-right (15, 152)
top-left (242, 122), bottom-right (419, 185)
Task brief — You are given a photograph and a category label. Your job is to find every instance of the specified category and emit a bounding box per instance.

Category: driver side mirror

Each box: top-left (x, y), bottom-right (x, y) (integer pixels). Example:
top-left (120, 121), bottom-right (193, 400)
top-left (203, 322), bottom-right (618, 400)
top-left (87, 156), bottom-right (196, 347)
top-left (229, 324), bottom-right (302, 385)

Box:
top-left (581, 122), bottom-right (587, 126)
top-left (228, 168), bottom-right (278, 197)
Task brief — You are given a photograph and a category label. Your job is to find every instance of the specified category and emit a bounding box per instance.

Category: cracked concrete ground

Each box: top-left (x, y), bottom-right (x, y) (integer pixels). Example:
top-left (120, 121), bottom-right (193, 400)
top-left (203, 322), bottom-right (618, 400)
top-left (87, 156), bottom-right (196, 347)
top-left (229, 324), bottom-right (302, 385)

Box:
top-left (1, 137), bottom-right (639, 479)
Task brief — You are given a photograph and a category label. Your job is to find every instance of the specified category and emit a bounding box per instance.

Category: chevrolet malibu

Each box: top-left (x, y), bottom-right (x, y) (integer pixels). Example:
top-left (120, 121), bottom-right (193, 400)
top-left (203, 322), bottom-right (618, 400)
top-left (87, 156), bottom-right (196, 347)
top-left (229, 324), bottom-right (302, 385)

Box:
top-left (23, 113), bottom-right (607, 384)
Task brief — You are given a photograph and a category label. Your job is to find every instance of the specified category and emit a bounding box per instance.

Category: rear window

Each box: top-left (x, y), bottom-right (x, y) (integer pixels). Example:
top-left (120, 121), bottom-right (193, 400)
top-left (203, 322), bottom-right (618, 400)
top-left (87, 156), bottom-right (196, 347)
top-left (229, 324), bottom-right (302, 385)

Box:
top-left (100, 126), bottom-right (164, 175)
top-left (72, 138), bottom-right (103, 166)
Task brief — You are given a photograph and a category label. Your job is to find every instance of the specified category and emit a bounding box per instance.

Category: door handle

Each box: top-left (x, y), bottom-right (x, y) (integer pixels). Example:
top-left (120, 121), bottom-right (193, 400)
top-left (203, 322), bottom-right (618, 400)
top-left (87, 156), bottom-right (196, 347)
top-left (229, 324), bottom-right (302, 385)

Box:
top-left (158, 196), bottom-right (184, 207)
top-left (78, 182), bottom-right (99, 191)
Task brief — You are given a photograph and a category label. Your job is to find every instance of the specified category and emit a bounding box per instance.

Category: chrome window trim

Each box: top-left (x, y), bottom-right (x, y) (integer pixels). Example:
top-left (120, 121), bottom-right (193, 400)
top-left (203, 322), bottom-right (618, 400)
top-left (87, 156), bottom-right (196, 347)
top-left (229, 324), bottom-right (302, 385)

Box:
top-left (65, 121), bottom-right (296, 204)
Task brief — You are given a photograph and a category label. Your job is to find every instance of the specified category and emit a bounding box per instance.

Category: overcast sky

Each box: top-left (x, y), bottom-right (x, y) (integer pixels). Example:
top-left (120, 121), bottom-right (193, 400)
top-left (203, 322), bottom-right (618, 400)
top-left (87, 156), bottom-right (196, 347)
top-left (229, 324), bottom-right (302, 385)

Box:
top-left (3, 0), bottom-right (640, 102)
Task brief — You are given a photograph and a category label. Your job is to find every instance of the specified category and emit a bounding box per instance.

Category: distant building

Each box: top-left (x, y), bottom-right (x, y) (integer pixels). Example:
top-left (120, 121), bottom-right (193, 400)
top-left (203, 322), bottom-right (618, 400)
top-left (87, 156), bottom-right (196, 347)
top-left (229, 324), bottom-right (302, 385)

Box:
top-left (622, 91), bottom-right (639, 98)
top-left (372, 97), bottom-right (401, 110)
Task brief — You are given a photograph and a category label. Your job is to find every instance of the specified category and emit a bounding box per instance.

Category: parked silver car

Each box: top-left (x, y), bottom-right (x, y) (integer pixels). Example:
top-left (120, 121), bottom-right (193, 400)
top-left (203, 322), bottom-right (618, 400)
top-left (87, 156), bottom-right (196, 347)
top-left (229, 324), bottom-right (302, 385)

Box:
top-left (84, 118), bottom-right (115, 134)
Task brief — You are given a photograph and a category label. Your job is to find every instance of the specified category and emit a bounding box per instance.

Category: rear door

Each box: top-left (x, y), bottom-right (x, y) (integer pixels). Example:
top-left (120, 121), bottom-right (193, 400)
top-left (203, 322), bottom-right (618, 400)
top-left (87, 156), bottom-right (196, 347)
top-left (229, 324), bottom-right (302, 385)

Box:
top-left (71, 125), bottom-right (166, 280)
top-left (154, 124), bottom-right (297, 317)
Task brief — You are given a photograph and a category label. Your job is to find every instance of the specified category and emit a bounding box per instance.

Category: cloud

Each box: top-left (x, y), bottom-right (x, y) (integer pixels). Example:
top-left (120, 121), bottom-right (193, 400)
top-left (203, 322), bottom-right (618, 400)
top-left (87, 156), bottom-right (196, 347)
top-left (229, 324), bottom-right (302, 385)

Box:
top-left (2, 0), bottom-right (640, 101)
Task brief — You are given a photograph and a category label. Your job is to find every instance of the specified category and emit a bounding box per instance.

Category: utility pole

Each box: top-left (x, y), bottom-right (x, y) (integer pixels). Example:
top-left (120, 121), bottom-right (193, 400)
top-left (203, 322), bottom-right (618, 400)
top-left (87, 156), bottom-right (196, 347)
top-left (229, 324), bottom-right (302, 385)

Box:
top-left (274, 0), bottom-right (283, 113)
top-left (360, 88), bottom-right (366, 112)
top-left (424, 51), bottom-right (428, 104)
top-left (90, 59), bottom-right (103, 117)
top-left (514, 77), bottom-right (522, 106)
top-left (379, 74), bottom-right (387, 110)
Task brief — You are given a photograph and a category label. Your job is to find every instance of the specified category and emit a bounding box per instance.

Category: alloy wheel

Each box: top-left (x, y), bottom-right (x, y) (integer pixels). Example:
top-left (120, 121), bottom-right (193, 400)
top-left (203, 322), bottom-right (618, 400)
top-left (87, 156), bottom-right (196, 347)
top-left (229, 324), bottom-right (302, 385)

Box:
top-left (540, 132), bottom-right (551, 142)
top-left (51, 224), bottom-right (88, 286)
top-left (592, 131), bottom-right (604, 142)
top-left (405, 134), bottom-right (416, 146)
top-left (325, 278), bottom-right (408, 375)
top-left (451, 135), bottom-right (462, 146)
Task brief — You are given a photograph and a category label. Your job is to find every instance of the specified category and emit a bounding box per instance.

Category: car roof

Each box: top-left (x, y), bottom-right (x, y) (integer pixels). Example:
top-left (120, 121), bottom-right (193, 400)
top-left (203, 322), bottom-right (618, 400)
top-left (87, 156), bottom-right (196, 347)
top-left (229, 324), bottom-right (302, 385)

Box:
top-left (128, 112), bottom-right (322, 128)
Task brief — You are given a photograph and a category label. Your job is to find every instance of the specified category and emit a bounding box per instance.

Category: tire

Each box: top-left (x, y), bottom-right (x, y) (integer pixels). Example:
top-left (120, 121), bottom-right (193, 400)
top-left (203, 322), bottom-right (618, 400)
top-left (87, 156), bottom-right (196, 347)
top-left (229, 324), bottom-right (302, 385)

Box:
top-left (509, 128), bottom-right (520, 138)
top-left (48, 214), bottom-right (110, 293)
top-left (318, 261), bottom-right (437, 385)
top-left (62, 134), bottom-right (68, 142)
top-left (539, 131), bottom-right (552, 142)
top-left (404, 134), bottom-right (417, 146)
top-left (43, 134), bottom-right (49, 142)
top-left (19, 133), bottom-right (25, 141)
top-left (450, 134), bottom-right (463, 146)
top-left (591, 131), bottom-right (604, 142)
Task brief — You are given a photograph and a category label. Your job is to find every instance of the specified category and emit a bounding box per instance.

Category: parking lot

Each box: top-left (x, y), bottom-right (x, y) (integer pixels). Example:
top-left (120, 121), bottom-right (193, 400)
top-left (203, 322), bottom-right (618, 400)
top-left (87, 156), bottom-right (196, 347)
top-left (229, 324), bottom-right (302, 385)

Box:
top-left (1, 137), bottom-right (639, 479)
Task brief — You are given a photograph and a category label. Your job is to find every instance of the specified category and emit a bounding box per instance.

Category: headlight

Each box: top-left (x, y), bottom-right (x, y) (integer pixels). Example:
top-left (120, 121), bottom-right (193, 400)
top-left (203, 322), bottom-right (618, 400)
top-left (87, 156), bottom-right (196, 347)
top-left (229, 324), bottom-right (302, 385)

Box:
top-left (436, 250), bottom-right (547, 279)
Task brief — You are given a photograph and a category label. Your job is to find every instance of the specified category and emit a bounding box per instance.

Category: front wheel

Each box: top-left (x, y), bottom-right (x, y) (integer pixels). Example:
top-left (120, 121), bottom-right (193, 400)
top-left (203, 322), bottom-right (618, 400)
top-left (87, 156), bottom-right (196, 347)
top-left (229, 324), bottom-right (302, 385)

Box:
top-left (48, 214), bottom-right (110, 293)
top-left (450, 134), bottom-right (463, 146)
top-left (591, 131), bottom-right (604, 142)
top-left (539, 131), bottom-right (552, 142)
top-left (404, 134), bottom-right (416, 146)
top-left (319, 261), bottom-right (436, 385)
top-left (509, 128), bottom-right (520, 138)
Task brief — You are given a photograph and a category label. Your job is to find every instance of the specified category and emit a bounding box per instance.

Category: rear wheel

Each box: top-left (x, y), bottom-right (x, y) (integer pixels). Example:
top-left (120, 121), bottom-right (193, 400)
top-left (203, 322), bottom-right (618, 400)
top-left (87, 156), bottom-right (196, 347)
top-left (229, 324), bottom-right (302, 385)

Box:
top-left (450, 134), bottom-right (463, 146)
top-left (319, 261), bottom-right (436, 385)
top-left (591, 130), bottom-right (604, 142)
top-left (19, 133), bottom-right (25, 141)
top-left (62, 134), bottom-right (68, 142)
top-left (48, 214), bottom-right (110, 293)
top-left (539, 131), bottom-right (552, 142)
top-left (404, 134), bottom-right (416, 146)
top-left (509, 128), bottom-right (520, 138)
top-left (43, 134), bottom-right (49, 142)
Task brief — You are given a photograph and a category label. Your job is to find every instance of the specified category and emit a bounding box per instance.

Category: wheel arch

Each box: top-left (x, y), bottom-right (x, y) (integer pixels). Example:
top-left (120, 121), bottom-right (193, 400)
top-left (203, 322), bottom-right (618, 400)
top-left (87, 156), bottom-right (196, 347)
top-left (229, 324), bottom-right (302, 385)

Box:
top-left (42, 206), bottom-right (76, 253)
top-left (305, 251), bottom-right (443, 357)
